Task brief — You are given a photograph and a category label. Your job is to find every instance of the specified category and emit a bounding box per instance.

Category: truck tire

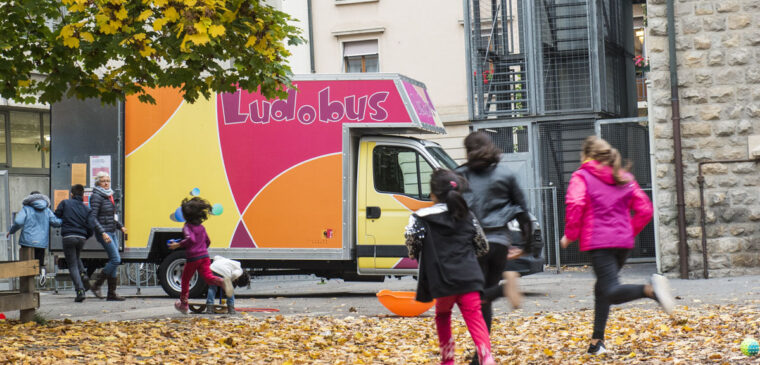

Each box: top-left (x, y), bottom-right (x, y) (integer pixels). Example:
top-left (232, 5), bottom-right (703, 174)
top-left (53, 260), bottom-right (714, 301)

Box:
top-left (158, 251), bottom-right (208, 298)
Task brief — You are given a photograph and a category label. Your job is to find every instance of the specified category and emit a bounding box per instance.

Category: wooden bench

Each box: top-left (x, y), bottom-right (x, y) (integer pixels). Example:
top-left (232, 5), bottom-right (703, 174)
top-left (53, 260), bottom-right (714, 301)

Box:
top-left (0, 247), bottom-right (40, 322)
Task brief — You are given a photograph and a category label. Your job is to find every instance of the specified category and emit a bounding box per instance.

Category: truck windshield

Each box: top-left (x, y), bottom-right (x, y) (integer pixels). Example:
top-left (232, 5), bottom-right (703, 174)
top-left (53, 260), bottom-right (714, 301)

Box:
top-left (426, 146), bottom-right (459, 170)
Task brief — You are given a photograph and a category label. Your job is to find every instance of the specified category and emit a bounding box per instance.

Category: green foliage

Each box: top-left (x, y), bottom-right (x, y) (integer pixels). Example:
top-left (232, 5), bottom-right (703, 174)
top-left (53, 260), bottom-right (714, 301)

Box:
top-left (0, 0), bottom-right (304, 104)
top-left (32, 312), bottom-right (48, 326)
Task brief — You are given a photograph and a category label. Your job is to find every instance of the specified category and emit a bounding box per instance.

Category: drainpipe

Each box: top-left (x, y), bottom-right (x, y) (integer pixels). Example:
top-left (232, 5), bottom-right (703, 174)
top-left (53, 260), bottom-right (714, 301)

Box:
top-left (666, 0), bottom-right (689, 279)
top-left (307, 0), bottom-right (315, 73)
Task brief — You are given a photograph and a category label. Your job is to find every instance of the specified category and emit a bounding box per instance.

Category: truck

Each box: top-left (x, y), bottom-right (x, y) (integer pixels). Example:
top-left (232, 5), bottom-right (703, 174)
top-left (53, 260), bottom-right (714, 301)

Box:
top-left (50, 74), bottom-right (466, 297)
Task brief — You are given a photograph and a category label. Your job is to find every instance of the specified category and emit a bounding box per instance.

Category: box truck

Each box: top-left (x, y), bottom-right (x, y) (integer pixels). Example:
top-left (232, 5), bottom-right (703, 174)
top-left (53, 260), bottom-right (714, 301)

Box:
top-left (51, 74), bottom-right (462, 297)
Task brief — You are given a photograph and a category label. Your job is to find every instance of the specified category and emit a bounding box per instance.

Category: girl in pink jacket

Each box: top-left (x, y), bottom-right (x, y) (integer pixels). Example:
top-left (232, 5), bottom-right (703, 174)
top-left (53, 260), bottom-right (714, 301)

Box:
top-left (560, 136), bottom-right (675, 355)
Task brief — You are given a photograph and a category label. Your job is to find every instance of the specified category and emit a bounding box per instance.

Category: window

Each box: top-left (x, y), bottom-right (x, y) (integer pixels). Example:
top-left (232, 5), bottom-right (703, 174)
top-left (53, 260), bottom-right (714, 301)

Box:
top-left (426, 146), bottom-right (459, 170)
top-left (1, 110), bottom-right (50, 169)
top-left (343, 40), bottom-right (378, 73)
top-left (373, 146), bottom-right (433, 200)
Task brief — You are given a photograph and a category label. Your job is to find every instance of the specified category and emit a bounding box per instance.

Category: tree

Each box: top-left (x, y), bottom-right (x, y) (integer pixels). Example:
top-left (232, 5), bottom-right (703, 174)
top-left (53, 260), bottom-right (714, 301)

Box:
top-left (0, 0), bottom-right (304, 104)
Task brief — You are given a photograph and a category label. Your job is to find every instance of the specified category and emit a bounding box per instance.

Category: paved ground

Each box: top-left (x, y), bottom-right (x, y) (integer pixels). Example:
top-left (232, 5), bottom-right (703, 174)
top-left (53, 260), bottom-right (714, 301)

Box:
top-left (5, 263), bottom-right (759, 321)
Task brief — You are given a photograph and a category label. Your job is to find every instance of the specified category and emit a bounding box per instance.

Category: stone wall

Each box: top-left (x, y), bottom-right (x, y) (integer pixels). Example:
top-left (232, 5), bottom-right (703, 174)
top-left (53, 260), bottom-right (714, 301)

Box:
top-left (647, 0), bottom-right (760, 277)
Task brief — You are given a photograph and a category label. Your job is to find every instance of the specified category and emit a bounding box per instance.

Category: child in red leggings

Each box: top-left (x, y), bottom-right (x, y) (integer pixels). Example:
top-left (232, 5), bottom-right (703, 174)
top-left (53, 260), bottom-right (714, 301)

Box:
top-left (405, 169), bottom-right (496, 365)
top-left (168, 197), bottom-right (232, 314)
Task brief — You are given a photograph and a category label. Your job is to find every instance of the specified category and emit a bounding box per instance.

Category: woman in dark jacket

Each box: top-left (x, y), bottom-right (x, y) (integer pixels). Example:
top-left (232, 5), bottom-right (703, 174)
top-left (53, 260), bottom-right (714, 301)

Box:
top-left (456, 131), bottom-right (531, 365)
top-left (54, 184), bottom-right (94, 302)
top-left (88, 172), bottom-right (127, 301)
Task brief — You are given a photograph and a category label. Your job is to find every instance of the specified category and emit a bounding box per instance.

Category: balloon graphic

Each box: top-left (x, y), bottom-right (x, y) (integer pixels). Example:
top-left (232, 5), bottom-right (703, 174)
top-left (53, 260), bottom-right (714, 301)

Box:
top-left (211, 204), bottom-right (224, 216)
top-left (171, 207), bottom-right (185, 222)
top-left (190, 188), bottom-right (200, 196)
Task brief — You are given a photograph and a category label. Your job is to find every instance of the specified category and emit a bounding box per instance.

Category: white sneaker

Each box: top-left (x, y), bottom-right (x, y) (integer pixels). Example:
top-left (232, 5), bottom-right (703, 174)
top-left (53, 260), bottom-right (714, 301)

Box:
top-left (587, 341), bottom-right (606, 355)
top-left (223, 276), bottom-right (234, 298)
top-left (651, 274), bottom-right (675, 315)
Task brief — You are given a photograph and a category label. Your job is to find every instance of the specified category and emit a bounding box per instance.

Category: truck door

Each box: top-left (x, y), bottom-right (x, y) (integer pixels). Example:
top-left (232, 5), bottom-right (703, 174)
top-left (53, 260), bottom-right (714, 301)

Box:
top-left (357, 139), bottom-right (434, 275)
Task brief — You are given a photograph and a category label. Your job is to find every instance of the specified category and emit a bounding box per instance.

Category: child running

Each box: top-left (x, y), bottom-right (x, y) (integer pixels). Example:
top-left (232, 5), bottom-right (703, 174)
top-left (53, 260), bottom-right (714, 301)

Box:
top-left (560, 136), bottom-right (675, 355)
top-left (168, 197), bottom-right (233, 314)
top-left (405, 169), bottom-right (496, 365)
top-left (206, 255), bottom-right (250, 315)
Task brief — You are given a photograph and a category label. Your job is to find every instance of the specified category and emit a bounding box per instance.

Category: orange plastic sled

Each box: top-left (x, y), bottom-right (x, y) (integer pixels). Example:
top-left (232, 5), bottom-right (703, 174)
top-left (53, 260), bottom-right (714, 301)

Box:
top-left (376, 290), bottom-right (435, 317)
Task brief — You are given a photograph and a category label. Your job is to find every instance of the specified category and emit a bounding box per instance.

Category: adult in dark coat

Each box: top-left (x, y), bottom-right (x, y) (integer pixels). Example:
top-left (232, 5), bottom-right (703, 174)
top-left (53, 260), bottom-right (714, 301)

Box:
top-left (456, 132), bottom-right (531, 365)
top-left (88, 172), bottom-right (127, 301)
top-left (54, 184), bottom-right (94, 302)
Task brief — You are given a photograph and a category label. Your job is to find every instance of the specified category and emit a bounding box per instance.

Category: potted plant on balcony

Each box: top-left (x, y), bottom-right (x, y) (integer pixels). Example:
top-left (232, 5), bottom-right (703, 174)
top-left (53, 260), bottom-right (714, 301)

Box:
top-left (634, 55), bottom-right (650, 75)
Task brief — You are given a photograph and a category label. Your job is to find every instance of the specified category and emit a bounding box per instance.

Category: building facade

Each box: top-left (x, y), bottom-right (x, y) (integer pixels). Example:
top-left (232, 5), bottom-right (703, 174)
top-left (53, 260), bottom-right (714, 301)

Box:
top-left (646, 0), bottom-right (760, 277)
top-left (307, 0), bottom-right (471, 161)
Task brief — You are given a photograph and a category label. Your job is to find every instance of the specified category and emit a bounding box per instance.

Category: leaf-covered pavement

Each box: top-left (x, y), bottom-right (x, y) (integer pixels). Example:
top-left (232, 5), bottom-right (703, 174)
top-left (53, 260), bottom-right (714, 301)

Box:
top-left (1, 304), bottom-right (758, 364)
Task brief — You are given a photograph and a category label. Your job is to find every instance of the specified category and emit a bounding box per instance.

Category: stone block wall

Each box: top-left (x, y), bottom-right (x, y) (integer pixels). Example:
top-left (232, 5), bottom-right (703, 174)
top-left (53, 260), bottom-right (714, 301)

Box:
top-left (647, 0), bottom-right (760, 277)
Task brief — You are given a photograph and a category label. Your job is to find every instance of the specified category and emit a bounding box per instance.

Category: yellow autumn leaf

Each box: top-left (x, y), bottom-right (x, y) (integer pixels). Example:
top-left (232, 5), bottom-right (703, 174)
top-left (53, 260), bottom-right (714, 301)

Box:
top-left (187, 33), bottom-right (210, 45)
top-left (68, 3), bottom-right (86, 12)
top-left (63, 36), bottom-right (80, 48)
top-left (164, 7), bottom-right (179, 22)
top-left (134, 33), bottom-right (146, 41)
top-left (137, 9), bottom-right (152, 21)
top-left (153, 18), bottom-right (168, 31)
top-left (208, 24), bottom-right (225, 37)
top-left (115, 7), bottom-right (128, 20)
top-left (95, 13), bottom-right (109, 26)
top-left (245, 35), bottom-right (257, 48)
top-left (139, 46), bottom-right (155, 57)
top-left (17, 80), bottom-right (31, 87)
top-left (543, 348), bottom-right (554, 357)
top-left (80, 32), bottom-right (94, 42)
top-left (194, 22), bottom-right (208, 34)
top-left (59, 25), bottom-right (75, 38)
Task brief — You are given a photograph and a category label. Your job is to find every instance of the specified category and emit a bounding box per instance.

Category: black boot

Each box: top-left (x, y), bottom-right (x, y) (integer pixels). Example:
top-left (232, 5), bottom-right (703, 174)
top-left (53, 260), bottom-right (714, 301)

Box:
top-left (106, 277), bottom-right (125, 301)
top-left (90, 272), bottom-right (107, 299)
top-left (81, 272), bottom-right (91, 291)
top-left (75, 289), bottom-right (86, 302)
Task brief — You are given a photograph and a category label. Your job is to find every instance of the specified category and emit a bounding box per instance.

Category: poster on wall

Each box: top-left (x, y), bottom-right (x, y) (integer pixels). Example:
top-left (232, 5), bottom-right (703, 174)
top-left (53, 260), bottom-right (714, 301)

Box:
top-left (71, 163), bottom-right (87, 186)
top-left (89, 155), bottom-right (111, 187)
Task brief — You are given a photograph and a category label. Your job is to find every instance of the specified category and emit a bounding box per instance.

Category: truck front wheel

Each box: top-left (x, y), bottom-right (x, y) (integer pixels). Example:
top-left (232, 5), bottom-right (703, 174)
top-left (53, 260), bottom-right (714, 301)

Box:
top-left (157, 251), bottom-right (208, 298)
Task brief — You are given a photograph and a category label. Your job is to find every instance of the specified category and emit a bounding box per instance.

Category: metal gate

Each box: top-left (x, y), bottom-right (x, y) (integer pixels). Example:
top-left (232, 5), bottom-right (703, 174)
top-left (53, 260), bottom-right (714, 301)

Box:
top-left (475, 122), bottom-right (537, 211)
top-left (475, 122), bottom-right (561, 265)
top-left (595, 117), bottom-right (657, 262)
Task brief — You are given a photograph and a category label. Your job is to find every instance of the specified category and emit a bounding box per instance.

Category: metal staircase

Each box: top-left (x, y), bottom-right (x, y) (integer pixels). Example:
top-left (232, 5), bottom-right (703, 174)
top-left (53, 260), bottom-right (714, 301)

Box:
top-left (469, 0), bottom-right (529, 118)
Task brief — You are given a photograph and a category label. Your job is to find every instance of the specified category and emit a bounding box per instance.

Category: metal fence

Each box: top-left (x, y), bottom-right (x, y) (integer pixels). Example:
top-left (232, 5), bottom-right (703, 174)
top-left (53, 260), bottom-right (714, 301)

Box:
top-left (523, 186), bottom-right (561, 272)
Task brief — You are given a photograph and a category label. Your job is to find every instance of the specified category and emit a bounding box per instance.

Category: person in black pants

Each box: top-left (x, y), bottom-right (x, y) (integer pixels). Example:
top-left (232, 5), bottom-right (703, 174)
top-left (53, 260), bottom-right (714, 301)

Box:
top-left (7, 191), bottom-right (61, 286)
top-left (561, 136), bottom-right (674, 355)
top-left (54, 184), bottom-right (94, 302)
top-left (456, 132), bottom-right (531, 365)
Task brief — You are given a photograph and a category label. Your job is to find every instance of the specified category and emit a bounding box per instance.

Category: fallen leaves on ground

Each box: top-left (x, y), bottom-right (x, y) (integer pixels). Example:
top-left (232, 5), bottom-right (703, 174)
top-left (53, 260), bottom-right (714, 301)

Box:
top-left (0, 304), bottom-right (758, 364)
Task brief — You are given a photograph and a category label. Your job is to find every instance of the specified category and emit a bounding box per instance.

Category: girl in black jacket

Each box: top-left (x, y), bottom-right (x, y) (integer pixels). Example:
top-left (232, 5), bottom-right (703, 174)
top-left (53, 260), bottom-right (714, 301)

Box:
top-left (404, 169), bottom-right (496, 365)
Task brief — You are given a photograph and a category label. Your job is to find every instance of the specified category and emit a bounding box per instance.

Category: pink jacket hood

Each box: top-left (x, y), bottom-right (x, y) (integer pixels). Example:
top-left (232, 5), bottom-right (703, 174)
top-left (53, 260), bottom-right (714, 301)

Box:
top-left (580, 160), bottom-right (618, 185)
top-left (564, 160), bottom-right (653, 251)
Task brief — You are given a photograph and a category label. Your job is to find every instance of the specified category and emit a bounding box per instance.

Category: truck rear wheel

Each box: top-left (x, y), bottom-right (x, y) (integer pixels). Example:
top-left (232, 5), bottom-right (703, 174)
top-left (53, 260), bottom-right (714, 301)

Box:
top-left (158, 251), bottom-right (208, 298)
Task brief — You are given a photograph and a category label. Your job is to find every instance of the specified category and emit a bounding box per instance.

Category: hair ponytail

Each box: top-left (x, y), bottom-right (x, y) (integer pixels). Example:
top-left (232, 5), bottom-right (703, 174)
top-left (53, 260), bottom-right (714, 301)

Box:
top-left (430, 169), bottom-right (469, 221)
top-left (580, 136), bottom-right (631, 185)
top-left (444, 189), bottom-right (469, 221)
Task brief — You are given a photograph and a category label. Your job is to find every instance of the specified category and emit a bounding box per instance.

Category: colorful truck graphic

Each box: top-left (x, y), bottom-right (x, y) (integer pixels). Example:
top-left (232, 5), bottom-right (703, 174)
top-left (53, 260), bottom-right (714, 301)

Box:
top-left (51, 74), bottom-right (459, 297)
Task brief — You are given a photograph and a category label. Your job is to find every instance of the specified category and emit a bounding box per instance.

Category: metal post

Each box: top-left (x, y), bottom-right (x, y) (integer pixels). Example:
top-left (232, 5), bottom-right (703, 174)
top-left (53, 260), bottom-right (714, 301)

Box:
top-left (551, 186), bottom-right (560, 274)
top-left (136, 263), bottom-right (142, 295)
